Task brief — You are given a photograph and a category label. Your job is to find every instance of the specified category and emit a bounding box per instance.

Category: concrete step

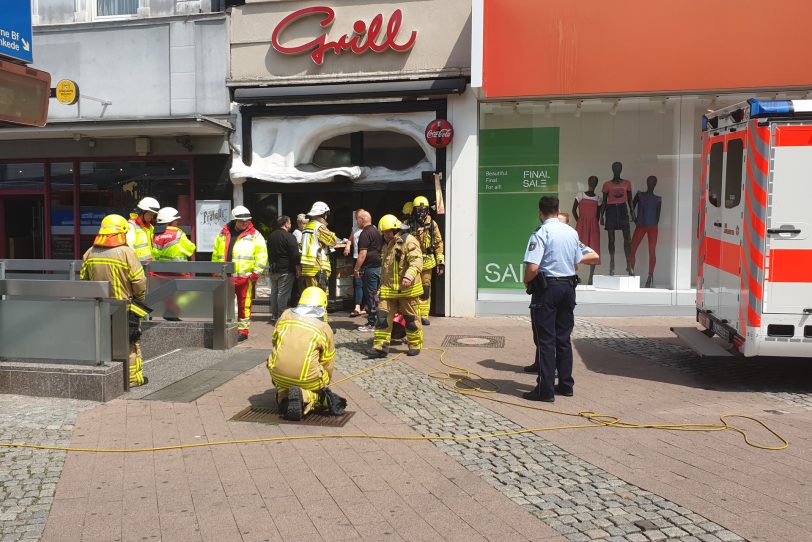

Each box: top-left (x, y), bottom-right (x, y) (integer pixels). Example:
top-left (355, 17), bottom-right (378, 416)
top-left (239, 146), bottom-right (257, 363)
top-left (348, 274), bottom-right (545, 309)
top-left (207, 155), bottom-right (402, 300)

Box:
top-left (671, 326), bottom-right (734, 358)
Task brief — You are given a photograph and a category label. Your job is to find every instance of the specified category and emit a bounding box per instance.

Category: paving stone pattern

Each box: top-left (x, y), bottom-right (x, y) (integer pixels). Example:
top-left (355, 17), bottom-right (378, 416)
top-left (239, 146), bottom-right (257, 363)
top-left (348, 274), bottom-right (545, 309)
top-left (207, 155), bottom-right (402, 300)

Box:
top-left (0, 395), bottom-right (96, 542)
top-left (569, 318), bottom-right (812, 412)
top-left (335, 329), bottom-right (744, 542)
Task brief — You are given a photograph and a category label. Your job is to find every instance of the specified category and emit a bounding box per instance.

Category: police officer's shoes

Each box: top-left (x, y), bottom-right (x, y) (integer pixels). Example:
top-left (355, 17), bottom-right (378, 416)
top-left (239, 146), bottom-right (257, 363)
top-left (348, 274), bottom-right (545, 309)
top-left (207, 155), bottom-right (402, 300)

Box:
top-left (522, 387), bottom-right (554, 402)
top-left (555, 385), bottom-right (574, 397)
top-left (523, 364), bottom-right (538, 373)
top-left (421, 318), bottom-right (430, 326)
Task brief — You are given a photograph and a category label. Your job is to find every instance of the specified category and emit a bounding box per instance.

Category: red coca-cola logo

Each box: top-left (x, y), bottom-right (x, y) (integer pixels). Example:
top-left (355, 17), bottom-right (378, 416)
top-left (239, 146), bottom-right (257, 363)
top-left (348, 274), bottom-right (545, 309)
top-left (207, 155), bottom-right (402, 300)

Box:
top-left (425, 119), bottom-right (454, 148)
top-left (271, 6), bottom-right (417, 66)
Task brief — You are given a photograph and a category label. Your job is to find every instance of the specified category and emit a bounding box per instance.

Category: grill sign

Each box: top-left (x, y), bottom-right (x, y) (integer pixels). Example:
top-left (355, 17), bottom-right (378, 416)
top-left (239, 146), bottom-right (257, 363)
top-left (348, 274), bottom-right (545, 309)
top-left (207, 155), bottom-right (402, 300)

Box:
top-left (425, 119), bottom-right (454, 148)
top-left (271, 6), bottom-right (417, 66)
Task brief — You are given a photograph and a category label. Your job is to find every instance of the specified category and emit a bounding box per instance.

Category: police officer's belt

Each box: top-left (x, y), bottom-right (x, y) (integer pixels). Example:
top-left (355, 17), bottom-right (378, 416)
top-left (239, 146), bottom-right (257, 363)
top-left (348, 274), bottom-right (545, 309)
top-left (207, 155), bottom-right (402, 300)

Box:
top-left (544, 275), bottom-right (577, 282)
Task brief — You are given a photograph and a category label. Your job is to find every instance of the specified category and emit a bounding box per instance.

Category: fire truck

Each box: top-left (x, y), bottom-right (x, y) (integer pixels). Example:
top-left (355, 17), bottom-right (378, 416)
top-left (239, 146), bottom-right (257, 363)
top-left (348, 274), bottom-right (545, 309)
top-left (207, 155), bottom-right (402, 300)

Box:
top-left (692, 99), bottom-right (812, 357)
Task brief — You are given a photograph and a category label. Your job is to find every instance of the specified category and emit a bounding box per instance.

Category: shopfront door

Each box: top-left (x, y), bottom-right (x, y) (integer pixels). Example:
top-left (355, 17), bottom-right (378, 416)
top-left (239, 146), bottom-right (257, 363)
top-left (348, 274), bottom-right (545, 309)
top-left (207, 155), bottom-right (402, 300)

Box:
top-left (0, 195), bottom-right (45, 259)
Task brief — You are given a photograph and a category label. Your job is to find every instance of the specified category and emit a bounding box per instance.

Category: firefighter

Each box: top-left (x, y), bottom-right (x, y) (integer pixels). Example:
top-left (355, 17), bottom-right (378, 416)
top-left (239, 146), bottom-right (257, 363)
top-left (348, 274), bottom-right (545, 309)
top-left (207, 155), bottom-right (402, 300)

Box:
top-left (370, 214), bottom-right (424, 358)
top-left (407, 196), bottom-right (445, 326)
top-left (300, 201), bottom-right (337, 291)
top-left (127, 197), bottom-right (160, 262)
top-left (81, 214), bottom-right (149, 387)
top-left (153, 207), bottom-right (197, 321)
top-left (268, 287), bottom-right (346, 421)
top-left (153, 207), bottom-right (196, 262)
top-left (212, 205), bottom-right (268, 342)
top-left (401, 201), bottom-right (414, 223)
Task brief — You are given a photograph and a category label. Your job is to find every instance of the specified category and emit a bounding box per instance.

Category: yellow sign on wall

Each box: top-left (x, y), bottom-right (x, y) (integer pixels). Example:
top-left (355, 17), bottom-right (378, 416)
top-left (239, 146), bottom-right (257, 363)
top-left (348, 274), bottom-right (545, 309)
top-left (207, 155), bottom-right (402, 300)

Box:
top-left (55, 79), bottom-right (79, 105)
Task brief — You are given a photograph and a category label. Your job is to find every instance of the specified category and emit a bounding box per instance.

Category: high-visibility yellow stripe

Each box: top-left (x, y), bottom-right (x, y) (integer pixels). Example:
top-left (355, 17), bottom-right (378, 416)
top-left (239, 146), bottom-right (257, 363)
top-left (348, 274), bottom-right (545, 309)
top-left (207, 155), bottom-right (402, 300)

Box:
top-left (299, 336), bottom-right (319, 381)
top-left (380, 283), bottom-right (422, 298)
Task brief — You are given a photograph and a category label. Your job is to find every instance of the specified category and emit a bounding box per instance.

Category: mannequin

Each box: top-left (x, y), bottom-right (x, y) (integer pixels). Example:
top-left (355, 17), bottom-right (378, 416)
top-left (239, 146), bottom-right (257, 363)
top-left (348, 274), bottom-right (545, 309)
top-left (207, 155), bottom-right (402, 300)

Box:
top-left (572, 175), bottom-right (602, 285)
top-left (630, 175), bottom-right (662, 288)
top-left (599, 162), bottom-right (635, 276)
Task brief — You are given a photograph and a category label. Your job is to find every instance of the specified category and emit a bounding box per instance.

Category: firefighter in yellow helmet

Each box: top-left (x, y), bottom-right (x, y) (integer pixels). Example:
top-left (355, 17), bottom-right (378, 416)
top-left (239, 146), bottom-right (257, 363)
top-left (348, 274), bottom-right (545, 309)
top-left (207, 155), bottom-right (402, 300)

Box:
top-left (268, 287), bottom-right (347, 420)
top-left (81, 214), bottom-right (149, 387)
top-left (127, 197), bottom-right (160, 262)
top-left (401, 201), bottom-right (414, 222)
top-left (369, 214), bottom-right (423, 358)
top-left (212, 206), bottom-right (269, 342)
top-left (407, 196), bottom-right (445, 326)
top-left (300, 201), bottom-right (337, 291)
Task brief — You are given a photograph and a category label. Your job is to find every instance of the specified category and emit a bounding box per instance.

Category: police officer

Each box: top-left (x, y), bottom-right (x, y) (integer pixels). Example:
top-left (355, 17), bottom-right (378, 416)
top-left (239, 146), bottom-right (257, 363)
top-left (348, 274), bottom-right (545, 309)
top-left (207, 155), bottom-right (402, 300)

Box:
top-left (523, 196), bottom-right (599, 402)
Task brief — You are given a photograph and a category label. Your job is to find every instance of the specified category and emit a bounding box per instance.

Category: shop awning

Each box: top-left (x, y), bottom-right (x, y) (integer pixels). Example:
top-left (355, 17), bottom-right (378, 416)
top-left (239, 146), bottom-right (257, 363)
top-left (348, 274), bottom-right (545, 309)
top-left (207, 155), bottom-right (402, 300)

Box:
top-left (233, 78), bottom-right (467, 104)
top-left (0, 115), bottom-right (233, 141)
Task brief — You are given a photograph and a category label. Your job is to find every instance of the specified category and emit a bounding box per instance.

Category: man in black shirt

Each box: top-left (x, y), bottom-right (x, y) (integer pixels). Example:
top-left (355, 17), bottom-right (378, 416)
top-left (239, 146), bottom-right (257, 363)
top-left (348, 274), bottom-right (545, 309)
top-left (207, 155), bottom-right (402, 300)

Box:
top-left (267, 215), bottom-right (301, 322)
top-left (354, 210), bottom-right (383, 332)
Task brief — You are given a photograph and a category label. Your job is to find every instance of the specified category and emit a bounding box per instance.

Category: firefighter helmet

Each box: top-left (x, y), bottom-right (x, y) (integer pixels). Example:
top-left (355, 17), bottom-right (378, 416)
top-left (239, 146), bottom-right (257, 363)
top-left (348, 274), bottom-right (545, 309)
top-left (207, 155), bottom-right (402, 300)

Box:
top-left (98, 214), bottom-right (129, 235)
top-left (413, 196), bottom-right (430, 207)
top-left (307, 201), bottom-right (330, 217)
top-left (231, 205), bottom-right (252, 220)
top-left (378, 214), bottom-right (402, 232)
top-left (402, 201), bottom-right (413, 215)
top-left (137, 197), bottom-right (160, 213)
top-left (156, 207), bottom-right (181, 224)
top-left (299, 286), bottom-right (328, 307)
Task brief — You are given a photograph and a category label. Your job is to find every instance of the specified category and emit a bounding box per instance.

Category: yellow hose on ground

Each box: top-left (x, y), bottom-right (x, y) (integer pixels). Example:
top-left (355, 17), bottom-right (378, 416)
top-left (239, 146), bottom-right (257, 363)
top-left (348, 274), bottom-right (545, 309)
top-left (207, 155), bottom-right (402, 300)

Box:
top-left (0, 346), bottom-right (788, 453)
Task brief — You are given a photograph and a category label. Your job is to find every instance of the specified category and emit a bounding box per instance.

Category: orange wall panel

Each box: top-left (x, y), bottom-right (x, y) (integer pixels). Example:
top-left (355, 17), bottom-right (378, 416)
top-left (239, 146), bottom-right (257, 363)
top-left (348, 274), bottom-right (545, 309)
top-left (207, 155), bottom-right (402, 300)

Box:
top-left (483, 0), bottom-right (812, 98)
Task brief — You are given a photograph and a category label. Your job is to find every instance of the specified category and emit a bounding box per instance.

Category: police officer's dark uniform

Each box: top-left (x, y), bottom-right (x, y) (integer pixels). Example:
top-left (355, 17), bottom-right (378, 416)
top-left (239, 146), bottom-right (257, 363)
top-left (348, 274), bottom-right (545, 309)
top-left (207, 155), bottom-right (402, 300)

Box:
top-left (523, 205), bottom-right (585, 402)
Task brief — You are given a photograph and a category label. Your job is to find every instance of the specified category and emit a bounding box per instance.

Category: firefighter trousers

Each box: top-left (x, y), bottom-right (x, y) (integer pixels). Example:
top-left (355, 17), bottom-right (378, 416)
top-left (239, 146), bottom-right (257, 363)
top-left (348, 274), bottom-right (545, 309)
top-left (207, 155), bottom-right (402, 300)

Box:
top-left (129, 340), bottom-right (145, 387)
top-left (373, 297), bottom-right (423, 352)
top-left (234, 277), bottom-right (255, 337)
top-left (418, 269), bottom-right (433, 318)
top-left (273, 370), bottom-right (331, 413)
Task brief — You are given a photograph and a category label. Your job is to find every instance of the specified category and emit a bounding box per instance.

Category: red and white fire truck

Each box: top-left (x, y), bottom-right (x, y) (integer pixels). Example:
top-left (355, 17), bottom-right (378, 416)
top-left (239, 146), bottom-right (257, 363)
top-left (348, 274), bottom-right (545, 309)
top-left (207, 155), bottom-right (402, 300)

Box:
top-left (695, 99), bottom-right (812, 357)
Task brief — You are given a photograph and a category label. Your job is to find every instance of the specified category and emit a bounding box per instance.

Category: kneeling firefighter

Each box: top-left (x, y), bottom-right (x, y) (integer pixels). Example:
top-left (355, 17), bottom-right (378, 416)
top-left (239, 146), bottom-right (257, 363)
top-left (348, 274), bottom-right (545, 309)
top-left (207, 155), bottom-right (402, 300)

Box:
top-left (81, 214), bottom-right (150, 387)
top-left (268, 287), bottom-right (347, 421)
top-left (370, 214), bottom-right (424, 358)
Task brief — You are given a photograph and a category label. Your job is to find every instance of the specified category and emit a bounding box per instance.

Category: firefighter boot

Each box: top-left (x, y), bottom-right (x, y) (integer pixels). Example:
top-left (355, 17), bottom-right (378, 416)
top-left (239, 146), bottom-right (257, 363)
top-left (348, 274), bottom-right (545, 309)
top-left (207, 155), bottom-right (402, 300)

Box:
top-left (285, 387), bottom-right (304, 421)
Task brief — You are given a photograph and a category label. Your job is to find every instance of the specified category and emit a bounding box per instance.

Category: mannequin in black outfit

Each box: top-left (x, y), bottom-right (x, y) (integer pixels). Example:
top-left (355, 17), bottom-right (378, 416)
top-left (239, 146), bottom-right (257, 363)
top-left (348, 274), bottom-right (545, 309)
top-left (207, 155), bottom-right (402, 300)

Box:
top-left (599, 162), bottom-right (635, 276)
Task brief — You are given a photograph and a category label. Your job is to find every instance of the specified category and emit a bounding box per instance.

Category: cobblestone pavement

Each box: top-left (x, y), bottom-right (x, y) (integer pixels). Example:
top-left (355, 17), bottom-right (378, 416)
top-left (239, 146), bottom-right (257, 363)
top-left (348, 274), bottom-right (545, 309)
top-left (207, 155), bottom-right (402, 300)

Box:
top-left (335, 329), bottom-right (745, 542)
top-left (0, 395), bottom-right (96, 542)
top-left (569, 318), bottom-right (812, 412)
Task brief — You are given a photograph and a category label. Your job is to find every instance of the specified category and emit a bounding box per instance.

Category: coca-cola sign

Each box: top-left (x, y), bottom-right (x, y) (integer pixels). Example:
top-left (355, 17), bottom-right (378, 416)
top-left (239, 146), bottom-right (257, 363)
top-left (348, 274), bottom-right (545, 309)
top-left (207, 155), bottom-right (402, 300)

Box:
top-left (425, 119), bottom-right (454, 149)
top-left (271, 6), bottom-right (417, 66)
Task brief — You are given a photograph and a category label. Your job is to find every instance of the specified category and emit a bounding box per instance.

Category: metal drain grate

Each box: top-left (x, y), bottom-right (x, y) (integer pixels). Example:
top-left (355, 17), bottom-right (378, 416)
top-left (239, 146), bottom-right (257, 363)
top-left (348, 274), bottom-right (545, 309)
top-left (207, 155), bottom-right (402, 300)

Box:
top-left (441, 335), bottom-right (505, 348)
top-left (230, 404), bottom-right (355, 427)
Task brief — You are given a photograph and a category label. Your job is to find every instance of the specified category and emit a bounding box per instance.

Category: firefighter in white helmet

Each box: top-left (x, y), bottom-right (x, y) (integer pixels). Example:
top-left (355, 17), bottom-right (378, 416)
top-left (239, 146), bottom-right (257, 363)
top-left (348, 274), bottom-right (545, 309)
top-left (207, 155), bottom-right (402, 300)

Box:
top-left (127, 197), bottom-right (160, 262)
top-left (370, 214), bottom-right (424, 358)
top-left (300, 201), bottom-right (337, 291)
top-left (268, 286), bottom-right (346, 421)
top-left (212, 205), bottom-right (269, 342)
top-left (81, 214), bottom-right (149, 387)
top-left (406, 196), bottom-right (444, 326)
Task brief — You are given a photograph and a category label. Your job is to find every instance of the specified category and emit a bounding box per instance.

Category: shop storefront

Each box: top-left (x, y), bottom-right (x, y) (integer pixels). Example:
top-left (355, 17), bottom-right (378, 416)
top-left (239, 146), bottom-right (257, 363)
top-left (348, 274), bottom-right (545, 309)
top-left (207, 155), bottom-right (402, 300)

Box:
top-left (228, 0), bottom-right (473, 313)
top-left (454, 0), bottom-right (812, 316)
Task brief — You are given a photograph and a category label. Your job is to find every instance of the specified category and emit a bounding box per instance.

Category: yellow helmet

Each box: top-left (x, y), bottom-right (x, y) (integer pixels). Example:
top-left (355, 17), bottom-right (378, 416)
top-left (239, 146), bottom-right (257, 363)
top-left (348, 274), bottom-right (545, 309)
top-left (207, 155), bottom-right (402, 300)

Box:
top-left (299, 286), bottom-right (328, 307)
top-left (402, 201), bottom-right (413, 215)
top-left (378, 214), bottom-right (402, 232)
top-left (98, 214), bottom-right (129, 235)
top-left (413, 196), bottom-right (430, 208)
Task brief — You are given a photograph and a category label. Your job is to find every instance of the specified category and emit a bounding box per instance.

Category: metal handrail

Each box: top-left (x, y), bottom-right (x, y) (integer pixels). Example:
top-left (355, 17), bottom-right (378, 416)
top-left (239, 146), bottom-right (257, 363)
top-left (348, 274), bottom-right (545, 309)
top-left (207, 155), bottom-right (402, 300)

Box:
top-left (0, 259), bottom-right (82, 280)
top-left (0, 278), bottom-right (110, 298)
top-left (144, 261), bottom-right (235, 274)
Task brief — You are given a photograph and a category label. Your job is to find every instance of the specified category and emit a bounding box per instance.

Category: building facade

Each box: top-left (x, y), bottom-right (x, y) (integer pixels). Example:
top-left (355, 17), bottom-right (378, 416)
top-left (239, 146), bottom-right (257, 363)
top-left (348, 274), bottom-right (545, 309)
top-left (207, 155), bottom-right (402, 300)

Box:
top-left (0, 0), bottom-right (231, 259)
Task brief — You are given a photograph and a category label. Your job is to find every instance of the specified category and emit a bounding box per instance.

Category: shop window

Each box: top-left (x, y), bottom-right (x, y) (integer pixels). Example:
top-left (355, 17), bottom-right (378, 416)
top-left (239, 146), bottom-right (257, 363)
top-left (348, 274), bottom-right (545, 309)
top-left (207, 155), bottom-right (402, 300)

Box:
top-left (0, 163), bottom-right (44, 191)
top-left (708, 142), bottom-right (724, 208)
top-left (50, 163), bottom-right (75, 259)
top-left (97, 0), bottom-right (137, 16)
top-left (312, 131), bottom-right (425, 171)
top-left (724, 139), bottom-right (743, 209)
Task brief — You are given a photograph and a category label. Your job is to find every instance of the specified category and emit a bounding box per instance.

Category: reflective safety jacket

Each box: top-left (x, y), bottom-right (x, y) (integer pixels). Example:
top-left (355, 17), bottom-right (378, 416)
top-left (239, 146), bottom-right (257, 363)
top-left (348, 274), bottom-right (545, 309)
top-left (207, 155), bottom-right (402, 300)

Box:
top-left (80, 244), bottom-right (147, 301)
top-left (212, 221), bottom-right (268, 277)
top-left (300, 217), bottom-right (336, 277)
top-left (153, 226), bottom-right (196, 262)
top-left (268, 309), bottom-right (336, 390)
top-left (410, 217), bottom-right (445, 270)
top-left (380, 232), bottom-right (423, 299)
top-left (126, 214), bottom-right (156, 262)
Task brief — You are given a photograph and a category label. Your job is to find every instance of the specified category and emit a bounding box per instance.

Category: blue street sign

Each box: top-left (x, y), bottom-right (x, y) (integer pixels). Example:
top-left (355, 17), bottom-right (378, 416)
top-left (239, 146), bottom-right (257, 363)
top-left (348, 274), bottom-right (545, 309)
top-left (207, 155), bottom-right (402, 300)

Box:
top-left (0, 0), bottom-right (34, 63)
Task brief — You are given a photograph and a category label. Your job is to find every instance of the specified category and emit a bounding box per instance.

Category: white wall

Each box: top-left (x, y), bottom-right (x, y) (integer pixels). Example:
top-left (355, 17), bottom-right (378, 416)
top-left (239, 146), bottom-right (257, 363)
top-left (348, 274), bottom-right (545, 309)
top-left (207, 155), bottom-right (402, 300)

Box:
top-left (446, 89), bottom-right (479, 317)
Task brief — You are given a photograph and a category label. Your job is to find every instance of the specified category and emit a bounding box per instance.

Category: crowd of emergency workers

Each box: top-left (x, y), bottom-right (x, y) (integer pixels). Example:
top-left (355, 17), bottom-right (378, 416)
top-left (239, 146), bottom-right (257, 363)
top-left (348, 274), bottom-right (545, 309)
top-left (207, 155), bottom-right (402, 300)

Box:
top-left (80, 195), bottom-right (445, 421)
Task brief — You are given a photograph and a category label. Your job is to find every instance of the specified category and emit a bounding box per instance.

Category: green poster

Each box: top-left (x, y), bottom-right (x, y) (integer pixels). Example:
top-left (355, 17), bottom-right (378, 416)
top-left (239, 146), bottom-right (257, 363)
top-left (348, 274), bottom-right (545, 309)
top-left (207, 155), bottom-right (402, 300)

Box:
top-left (477, 127), bottom-right (560, 290)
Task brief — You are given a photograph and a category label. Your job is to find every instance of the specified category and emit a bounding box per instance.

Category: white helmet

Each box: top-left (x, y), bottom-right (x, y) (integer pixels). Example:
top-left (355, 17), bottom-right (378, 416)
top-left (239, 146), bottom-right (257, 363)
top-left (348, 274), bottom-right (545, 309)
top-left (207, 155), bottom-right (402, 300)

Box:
top-left (156, 207), bottom-right (181, 224)
top-left (137, 197), bottom-right (160, 213)
top-left (307, 201), bottom-right (330, 217)
top-left (231, 205), bottom-right (252, 220)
